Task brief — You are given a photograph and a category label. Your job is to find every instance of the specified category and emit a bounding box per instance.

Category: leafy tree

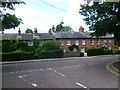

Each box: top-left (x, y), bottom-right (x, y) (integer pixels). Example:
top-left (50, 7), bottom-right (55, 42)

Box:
top-left (25, 28), bottom-right (33, 33)
top-left (0, 1), bottom-right (25, 31)
top-left (56, 22), bottom-right (64, 32)
top-left (61, 26), bottom-right (73, 32)
top-left (79, 2), bottom-right (120, 42)
top-left (42, 40), bottom-right (60, 50)
top-left (2, 13), bottom-right (22, 30)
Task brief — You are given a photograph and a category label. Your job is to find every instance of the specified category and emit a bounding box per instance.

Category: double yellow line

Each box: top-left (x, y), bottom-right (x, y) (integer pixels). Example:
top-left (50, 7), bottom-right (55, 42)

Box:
top-left (106, 60), bottom-right (120, 77)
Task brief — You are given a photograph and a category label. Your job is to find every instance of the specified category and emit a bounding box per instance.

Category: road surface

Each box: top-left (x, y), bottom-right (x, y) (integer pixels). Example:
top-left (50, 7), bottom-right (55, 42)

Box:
top-left (2, 55), bottom-right (120, 89)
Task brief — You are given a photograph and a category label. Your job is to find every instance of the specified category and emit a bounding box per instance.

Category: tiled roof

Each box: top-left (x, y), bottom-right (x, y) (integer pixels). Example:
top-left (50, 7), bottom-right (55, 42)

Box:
top-left (0, 32), bottom-right (114, 40)
top-left (0, 33), bottom-right (52, 40)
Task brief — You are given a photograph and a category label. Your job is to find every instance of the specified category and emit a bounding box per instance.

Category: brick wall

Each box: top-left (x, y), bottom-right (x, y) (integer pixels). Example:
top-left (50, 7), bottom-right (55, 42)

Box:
top-left (58, 38), bottom-right (114, 52)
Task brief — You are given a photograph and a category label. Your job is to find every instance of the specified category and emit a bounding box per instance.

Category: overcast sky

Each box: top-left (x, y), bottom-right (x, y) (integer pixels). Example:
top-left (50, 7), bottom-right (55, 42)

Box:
top-left (4, 0), bottom-right (89, 33)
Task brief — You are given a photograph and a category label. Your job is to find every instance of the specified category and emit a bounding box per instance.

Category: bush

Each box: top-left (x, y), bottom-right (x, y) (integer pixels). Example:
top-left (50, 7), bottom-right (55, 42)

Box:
top-left (2, 39), bottom-right (17, 52)
top-left (42, 40), bottom-right (60, 50)
top-left (39, 49), bottom-right (63, 59)
top-left (86, 48), bottom-right (104, 56)
top-left (104, 49), bottom-right (113, 55)
top-left (113, 50), bottom-right (120, 54)
top-left (2, 52), bottom-right (34, 61)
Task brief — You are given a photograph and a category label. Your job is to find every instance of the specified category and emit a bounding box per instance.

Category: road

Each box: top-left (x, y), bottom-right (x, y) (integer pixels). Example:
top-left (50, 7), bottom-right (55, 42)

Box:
top-left (2, 55), bottom-right (120, 89)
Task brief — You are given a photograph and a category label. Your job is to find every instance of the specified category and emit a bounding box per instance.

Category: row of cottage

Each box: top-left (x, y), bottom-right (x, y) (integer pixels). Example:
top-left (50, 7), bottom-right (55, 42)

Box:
top-left (0, 27), bottom-right (114, 53)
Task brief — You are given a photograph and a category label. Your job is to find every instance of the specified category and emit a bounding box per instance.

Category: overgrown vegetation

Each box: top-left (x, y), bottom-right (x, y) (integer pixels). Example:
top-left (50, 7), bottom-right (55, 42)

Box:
top-left (86, 47), bottom-right (120, 56)
top-left (1, 39), bottom-right (63, 61)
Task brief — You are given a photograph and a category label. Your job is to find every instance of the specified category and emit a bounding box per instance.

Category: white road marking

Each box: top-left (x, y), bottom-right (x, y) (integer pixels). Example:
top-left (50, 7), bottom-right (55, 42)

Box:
top-left (18, 76), bottom-right (23, 78)
top-left (76, 82), bottom-right (90, 90)
top-left (10, 72), bottom-right (14, 74)
top-left (40, 69), bottom-right (43, 71)
top-left (31, 83), bottom-right (38, 87)
top-left (47, 68), bottom-right (52, 70)
top-left (53, 70), bottom-right (65, 77)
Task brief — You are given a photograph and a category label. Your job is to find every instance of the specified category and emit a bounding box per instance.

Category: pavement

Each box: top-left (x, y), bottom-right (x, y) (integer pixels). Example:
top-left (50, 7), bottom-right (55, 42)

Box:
top-left (1, 55), bottom-right (120, 89)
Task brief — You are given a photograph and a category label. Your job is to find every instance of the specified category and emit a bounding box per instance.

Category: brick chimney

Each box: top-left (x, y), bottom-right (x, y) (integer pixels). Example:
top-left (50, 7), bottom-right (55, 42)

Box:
top-left (79, 26), bottom-right (84, 32)
top-left (34, 28), bottom-right (38, 36)
top-left (52, 25), bottom-right (55, 32)
top-left (18, 28), bottom-right (21, 36)
top-left (33, 28), bottom-right (39, 39)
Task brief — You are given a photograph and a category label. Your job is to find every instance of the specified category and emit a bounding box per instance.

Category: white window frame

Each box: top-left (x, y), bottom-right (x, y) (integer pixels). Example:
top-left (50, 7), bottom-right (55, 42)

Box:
top-left (91, 40), bottom-right (94, 45)
top-left (104, 40), bottom-right (107, 43)
top-left (81, 47), bottom-right (85, 53)
top-left (109, 40), bottom-right (112, 44)
top-left (82, 40), bottom-right (86, 45)
top-left (75, 40), bottom-right (79, 45)
top-left (67, 40), bottom-right (70, 45)
top-left (96, 40), bottom-right (100, 45)
top-left (28, 41), bottom-right (33, 46)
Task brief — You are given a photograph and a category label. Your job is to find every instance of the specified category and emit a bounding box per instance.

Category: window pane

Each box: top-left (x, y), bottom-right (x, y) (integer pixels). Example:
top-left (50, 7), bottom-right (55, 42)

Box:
top-left (104, 40), bottom-right (106, 43)
top-left (81, 47), bottom-right (85, 53)
top-left (67, 40), bottom-right (70, 45)
top-left (91, 40), bottom-right (94, 45)
top-left (76, 40), bottom-right (79, 45)
top-left (28, 41), bottom-right (33, 46)
top-left (109, 40), bottom-right (112, 43)
top-left (82, 40), bottom-right (86, 45)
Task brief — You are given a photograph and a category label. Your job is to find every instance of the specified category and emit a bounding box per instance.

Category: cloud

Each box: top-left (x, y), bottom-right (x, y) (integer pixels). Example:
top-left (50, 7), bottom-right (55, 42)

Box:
top-left (4, 0), bottom-right (89, 33)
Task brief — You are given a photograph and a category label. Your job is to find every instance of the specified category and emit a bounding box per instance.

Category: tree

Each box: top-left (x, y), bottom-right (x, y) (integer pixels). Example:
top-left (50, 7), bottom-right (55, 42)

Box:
top-left (42, 40), bottom-right (60, 50)
top-left (0, 1), bottom-right (25, 31)
top-left (25, 28), bottom-right (33, 33)
top-left (56, 21), bottom-right (64, 32)
top-left (61, 26), bottom-right (73, 32)
top-left (79, 2), bottom-right (120, 42)
top-left (2, 13), bottom-right (22, 30)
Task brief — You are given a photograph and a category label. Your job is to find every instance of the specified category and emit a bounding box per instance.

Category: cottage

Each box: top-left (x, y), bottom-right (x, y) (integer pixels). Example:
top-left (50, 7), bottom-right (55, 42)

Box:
top-left (0, 28), bottom-right (114, 53)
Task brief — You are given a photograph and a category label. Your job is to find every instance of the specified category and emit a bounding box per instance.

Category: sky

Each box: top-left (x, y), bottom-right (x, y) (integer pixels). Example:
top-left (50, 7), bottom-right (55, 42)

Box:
top-left (3, 0), bottom-right (90, 33)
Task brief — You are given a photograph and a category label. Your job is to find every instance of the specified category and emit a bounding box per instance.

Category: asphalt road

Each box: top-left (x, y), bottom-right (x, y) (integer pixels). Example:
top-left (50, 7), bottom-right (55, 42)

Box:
top-left (2, 55), bottom-right (120, 89)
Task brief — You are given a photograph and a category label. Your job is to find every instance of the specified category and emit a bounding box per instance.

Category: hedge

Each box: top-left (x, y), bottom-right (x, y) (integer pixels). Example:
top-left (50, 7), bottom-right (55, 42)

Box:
top-left (39, 49), bottom-right (63, 59)
top-left (2, 52), bottom-right (34, 61)
top-left (104, 49), bottom-right (113, 55)
top-left (86, 48), bottom-right (104, 56)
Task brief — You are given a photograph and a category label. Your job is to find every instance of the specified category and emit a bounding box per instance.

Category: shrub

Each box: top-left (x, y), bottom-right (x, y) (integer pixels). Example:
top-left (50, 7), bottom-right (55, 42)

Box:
top-left (113, 50), bottom-right (120, 54)
top-left (86, 48), bottom-right (104, 56)
top-left (104, 49), bottom-right (113, 55)
top-left (39, 49), bottom-right (63, 59)
top-left (2, 52), bottom-right (34, 61)
top-left (2, 39), bottom-right (17, 52)
top-left (42, 40), bottom-right (60, 50)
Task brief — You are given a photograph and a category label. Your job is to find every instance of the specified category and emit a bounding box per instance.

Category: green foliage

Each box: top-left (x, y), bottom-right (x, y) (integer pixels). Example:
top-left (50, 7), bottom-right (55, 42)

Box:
top-left (42, 40), bottom-right (60, 50)
top-left (79, 2), bottom-right (120, 41)
top-left (2, 13), bottom-right (22, 30)
top-left (2, 39), bottom-right (17, 52)
top-left (86, 48), bottom-right (104, 56)
top-left (56, 23), bottom-right (64, 32)
top-left (2, 52), bottom-right (34, 61)
top-left (36, 40), bottom-right (63, 59)
top-left (1, 1), bottom-right (25, 10)
top-left (1, 1), bottom-right (25, 31)
top-left (25, 28), bottom-right (33, 33)
top-left (17, 40), bottom-right (28, 51)
top-left (39, 49), bottom-right (63, 59)
top-left (61, 26), bottom-right (73, 32)
top-left (104, 49), bottom-right (113, 55)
